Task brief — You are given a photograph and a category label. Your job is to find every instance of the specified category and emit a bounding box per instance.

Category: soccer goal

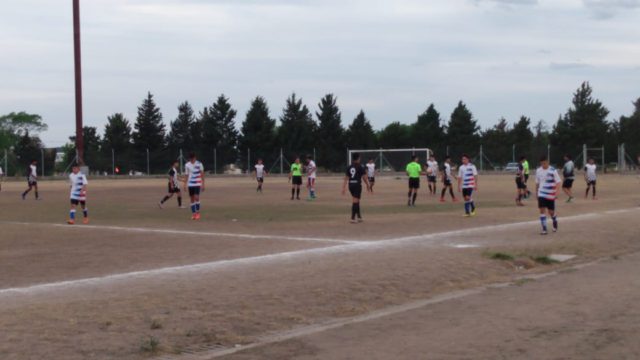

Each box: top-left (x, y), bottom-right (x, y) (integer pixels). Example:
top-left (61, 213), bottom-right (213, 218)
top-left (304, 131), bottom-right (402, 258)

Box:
top-left (347, 148), bottom-right (432, 173)
top-left (582, 144), bottom-right (605, 169)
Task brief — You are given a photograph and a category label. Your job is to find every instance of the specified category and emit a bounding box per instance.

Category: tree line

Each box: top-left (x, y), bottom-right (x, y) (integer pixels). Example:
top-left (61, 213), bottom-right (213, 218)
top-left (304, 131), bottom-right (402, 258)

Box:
top-left (1, 81), bottom-right (639, 175)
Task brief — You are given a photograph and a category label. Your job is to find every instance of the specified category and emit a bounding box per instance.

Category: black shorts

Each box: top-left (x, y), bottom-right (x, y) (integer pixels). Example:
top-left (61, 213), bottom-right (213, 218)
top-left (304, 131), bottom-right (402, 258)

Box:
top-left (524, 174), bottom-right (530, 183)
top-left (516, 178), bottom-right (526, 189)
top-left (368, 176), bottom-right (375, 184)
top-left (188, 187), bottom-right (201, 196)
top-left (70, 199), bottom-right (86, 206)
top-left (292, 176), bottom-right (302, 185)
top-left (257, 177), bottom-right (264, 183)
top-left (538, 197), bottom-right (556, 210)
top-left (409, 178), bottom-right (420, 189)
top-left (587, 180), bottom-right (596, 186)
top-left (562, 179), bottom-right (574, 189)
top-left (28, 180), bottom-right (37, 186)
top-left (349, 184), bottom-right (362, 199)
top-left (443, 178), bottom-right (452, 186)
top-left (462, 188), bottom-right (474, 198)
top-left (427, 175), bottom-right (437, 183)
top-left (168, 183), bottom-right (181, 193)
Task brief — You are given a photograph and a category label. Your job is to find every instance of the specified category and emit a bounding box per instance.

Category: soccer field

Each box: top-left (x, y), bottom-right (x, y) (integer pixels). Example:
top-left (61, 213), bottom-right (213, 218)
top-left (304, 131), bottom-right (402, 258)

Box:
top-left (1, 174), bottom-right (640, 359)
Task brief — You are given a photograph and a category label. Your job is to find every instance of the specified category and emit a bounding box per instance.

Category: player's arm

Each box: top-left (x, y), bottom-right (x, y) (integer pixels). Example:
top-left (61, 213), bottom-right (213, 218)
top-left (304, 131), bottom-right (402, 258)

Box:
top-left (341, 175), bottom-right (348, 196)
top-left (363, 175), bottom-right (371, 192)
top-left (457, 170), bottom-right (462, 192)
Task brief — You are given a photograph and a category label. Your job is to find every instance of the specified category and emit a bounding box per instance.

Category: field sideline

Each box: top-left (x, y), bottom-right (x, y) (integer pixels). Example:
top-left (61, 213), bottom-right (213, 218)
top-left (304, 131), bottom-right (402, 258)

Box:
top-left (1, 174), bottom-right (639, 359)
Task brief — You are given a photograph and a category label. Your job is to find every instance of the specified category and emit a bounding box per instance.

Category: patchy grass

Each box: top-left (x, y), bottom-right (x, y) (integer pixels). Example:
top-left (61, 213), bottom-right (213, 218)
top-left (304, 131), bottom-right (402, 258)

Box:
top-left (486, 251), bottom-right (515, 261)
top-left (513, 278), bottom-right (535, 286)
top-left (532, 256), bottom-right (559, 265)
top-left (150, 319), bottom-right (163, 330)
top-left (139, 336), bottom-right (160, 354)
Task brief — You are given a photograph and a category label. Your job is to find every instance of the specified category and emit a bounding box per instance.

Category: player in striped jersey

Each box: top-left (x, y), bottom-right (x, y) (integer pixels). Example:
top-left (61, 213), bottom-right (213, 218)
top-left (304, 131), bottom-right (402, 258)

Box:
top-left (535, 156), bottom-right (561, 235)
top-left (159, 160), bottom-right (183, 209)
top-left (184, 153), bottom-right (205, 220)
top-left (67, 165), bottom-right (89, 225)
top-left (440, 156), bottom-right (457, 202)
top-left (457, 154), bottom-right (478, 217)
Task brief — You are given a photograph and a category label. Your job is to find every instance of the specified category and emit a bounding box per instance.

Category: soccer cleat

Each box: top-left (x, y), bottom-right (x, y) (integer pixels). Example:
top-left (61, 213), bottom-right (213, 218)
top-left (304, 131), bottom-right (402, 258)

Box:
top-left (194, 213), bottom-right (201, 220)
top-left (83, 217), bottom-right (89, 224)
top-left (470, 210), bottom-right (477, 217)
top-left (179, 206), bottom-right (187, 209)
top-left (67, 219), bottom-right (75, 225)
top-left (566, 197), bottom-right (573, 203)
top-left (21, 194), bottom-right (26, 200)
top-left (440, 198), bottom-right (445, 203)
top-left (350, 219), bottom-right (358, 224)
top-left (357, 218), bottom-right (364, 223)
top-left (158, 202), bottom-right (163, 209)
top-left (191, 214), bottom-right (197, 220)
top-left (463, 213), bottom-right (471, 217)
top-left (540, 230), bottom-right (548, 235)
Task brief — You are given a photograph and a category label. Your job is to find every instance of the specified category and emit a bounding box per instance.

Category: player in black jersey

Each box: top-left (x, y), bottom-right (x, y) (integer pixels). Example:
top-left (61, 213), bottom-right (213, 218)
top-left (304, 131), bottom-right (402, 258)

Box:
top-left (515, 156), bottom-right (526, 206)
top-left (159, 160), bottom-right (184, 209)
top-left (342, 152), bottom-right (371, 223)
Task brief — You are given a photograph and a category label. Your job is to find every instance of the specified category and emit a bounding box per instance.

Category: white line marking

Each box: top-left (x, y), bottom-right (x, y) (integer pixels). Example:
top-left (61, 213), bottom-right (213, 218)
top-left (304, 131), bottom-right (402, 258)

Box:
top-left (0, 221), bottom-right (357, 245)
top-left (158, 258), bottom-right (605, 360)
top-left (0, 207), bottom-right (637, 299)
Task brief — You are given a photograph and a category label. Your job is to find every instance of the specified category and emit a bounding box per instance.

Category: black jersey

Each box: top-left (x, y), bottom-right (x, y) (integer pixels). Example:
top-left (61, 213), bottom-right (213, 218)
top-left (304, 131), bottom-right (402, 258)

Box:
top-left (346, 164), bottom-right (366, 184)
top-left (516, 163), bottom-right (524, 179)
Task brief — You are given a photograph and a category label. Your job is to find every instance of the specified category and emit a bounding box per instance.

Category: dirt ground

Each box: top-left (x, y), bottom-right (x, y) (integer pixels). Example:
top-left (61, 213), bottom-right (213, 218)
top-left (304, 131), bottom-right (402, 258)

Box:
top-left (0, 173), bottom-right (639, 359)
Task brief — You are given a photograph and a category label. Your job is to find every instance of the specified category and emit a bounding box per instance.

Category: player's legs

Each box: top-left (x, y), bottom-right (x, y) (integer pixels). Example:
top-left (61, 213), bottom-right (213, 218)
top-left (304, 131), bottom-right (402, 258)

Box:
top-left (80, 201), bottom-right (89, 224)
top-left (538, 206), bottom-right (548, 234)
top-left (349, 185), bottom-right (363, 222)
top-left (34, 183), bottom-right (39, 199)
top-left (585, 182), bottom-right (591, 198)
top-left (22, 183), bottom-right (33, 199)
top-left (592, 181), bottom-right (597, 199)
top-left (307, 178), bottom-right (316, 199)
top-left (176, 190), bottom-right (183, 207)
top-left (549, 208), bottom-right (558, 232)
top-left (68, 200), bottom-right (78, 224)
top-left (463, 189), bottom-right (475, 216)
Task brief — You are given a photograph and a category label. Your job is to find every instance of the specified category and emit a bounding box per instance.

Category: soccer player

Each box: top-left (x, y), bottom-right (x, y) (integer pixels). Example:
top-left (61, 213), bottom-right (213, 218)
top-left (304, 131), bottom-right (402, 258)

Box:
top-left (366, 158), bottom-right (377, 192)
top-left (21, 159), bottom-right (40, 200)
top-left (426, 155), bottom-right (438, 195)
top-left (515, 156), bottom-right (526, 206)
top-left (184, 153), bottom-right (205, 220)
top-left (440, 156), bottom-right (457, 202)
top-left (584, 158), bottom-right (597, 200)
top-left (535, 156), bottom-right (561, 235)
top-left (457, 154), bottom-right (478, 217)
top-left (342, 153), bottom-right (371, 223)
top-left (562, 154), bottom-right (575, 203)
top-left (254, 158), bottom-right (267, 193)
top-left (406, 155), bottom-right (422, 206)
top-left (159, 160), bottom-right (183, 209)
top-left (289, 157), bottom-right (302, 200)
top-left (67, 165), bottom-right (89, 225)
top-left (0, 164), bottom-right (3, 192)
top-left (522, 156), bottom-right (531, 198)
top-left (305, 155), bottom-right (317, 200)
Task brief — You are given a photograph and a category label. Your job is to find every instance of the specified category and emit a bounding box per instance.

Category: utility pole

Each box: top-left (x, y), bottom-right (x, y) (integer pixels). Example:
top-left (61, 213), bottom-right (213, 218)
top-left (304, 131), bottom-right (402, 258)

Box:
top-left (73, 0), bottom-right (84, 165)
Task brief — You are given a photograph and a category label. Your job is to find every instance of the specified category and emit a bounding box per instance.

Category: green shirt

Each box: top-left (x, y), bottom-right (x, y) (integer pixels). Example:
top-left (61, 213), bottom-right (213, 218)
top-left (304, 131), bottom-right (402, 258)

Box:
top-left (291, 163), bottom-right (302, 176)
top-left (523, 160), bottom-right (530, 175)
top-left (406, 162), bottom-right (422, 178)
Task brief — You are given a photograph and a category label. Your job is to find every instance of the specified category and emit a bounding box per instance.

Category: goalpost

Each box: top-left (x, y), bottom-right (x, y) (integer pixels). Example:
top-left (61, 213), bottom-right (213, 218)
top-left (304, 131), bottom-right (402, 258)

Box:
top-left (347, 148), bottom-right (433, 173)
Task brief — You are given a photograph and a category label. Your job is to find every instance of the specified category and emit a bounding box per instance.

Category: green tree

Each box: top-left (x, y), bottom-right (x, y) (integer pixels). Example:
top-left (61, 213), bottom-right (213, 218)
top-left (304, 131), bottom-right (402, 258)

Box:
top-left (132, 92), bottom-right (166, 171)
top-left (239, 96), bottom-right (277, 167)
top-left (167, 101), bottom-right (196, 155)
top-left (14, 130), bottom-right (43, 175)
top-left (618, 98), bottom-right (640, 162)
top-left (277, 93), bottom-right (317, 159)
top-left (102, 113), bottom-right (132, 173)
top-left (345, 110), bottom-right (377, 150)
top-left (377, 122), bottom-right (412, 148)
top-left (481, 118), bottom-right (511, 166)
top-left (315, 94), bottom-right (345, 170)
top-left (412, 104), bottom-right (445, 151)
top-left (65, 127), bottom-right (103, 171)
top-left (446, 101), bottom-right (480, 156)
top-left (0, 112), bottom-right (48, 150)
top-left (200, 94), bottom-right (239, 171)
top-left (510, 116), bottom-right (534, 159)
top-left (550, 82), bottom-right (610, 162)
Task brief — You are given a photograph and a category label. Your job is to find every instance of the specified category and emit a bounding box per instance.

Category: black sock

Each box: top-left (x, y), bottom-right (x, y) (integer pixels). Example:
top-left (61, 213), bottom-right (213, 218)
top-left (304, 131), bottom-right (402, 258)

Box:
top-left (433, 186), bottom-right (436, 195)
top-left (35, 191), bottom-right (39, 199)
top-left (593, 186), bottom-right (596, 197)
top-left (177, 197), bottom-right (182, 206)
top-left (292, 188), bottom-right (295, 198)
top-left (296, 188), bottom-right (300, 198)
top-left (161, 195), bottom-right (170, 204)
top-left (441, 188), bottom-right (446, 198)
top-left (351, 203), bottom-right (356, 219)
top-left (356, 203), bottom-right (361, 218)
top-left (408, 191), bottom-right (412, 199)
top-left (412, 193), bottom-right (417, 205)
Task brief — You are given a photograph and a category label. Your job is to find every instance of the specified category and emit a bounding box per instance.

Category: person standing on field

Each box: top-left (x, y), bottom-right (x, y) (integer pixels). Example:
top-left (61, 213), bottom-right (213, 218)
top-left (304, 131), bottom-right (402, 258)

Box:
top-left (184, 153), bottom-right (205, 220)
top-left (289, 157), bottom-right (302, 200)
top-left (406, 155), bottom-right (422, 207)
top-left (21, 159), bottom-right (40, 200)
top-left (522, 156), bottom-right (531, 199)
top-left (584, 158), bottom-right (597, 200)
top-left (562, 154), bottom-right (575, 203)
top-left (342, 153), bottom-right (371, 223)
top-left (458, 154), bottom-right (478, 217)
top-left (535, 156), bottom-right (561, 235)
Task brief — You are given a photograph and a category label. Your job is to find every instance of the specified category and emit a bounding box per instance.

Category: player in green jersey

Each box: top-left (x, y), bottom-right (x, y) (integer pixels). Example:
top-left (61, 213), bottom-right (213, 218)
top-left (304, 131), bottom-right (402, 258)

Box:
top-left (406, 155), bottom-right (423, 206)
top-left (288, 157), bottom-right (303, 200)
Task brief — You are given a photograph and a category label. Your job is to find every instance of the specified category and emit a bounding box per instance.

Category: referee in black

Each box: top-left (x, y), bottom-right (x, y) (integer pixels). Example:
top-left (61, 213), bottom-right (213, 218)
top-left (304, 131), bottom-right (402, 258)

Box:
top-left (342, 152), bottom-right (371, 223)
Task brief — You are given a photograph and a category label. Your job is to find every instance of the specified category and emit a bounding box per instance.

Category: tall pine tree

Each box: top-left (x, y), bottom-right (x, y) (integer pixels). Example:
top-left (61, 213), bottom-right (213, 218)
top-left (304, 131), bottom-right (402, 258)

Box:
top-left (102, 113), bottom-right (132, 173)
top-left (277, 93), bottom-right (317, 159)
top-left (510, 116), bottom-right (533, 159)
top-left (412, 104), bottom-right (445, 152)
top-left (133, 92), bottom-right (166, 172)
top-left (377, 122), bottom-right (412, 148)
top-left (618, 98), bottom-right (640, 161)
top-left (239, 96), bottom-right (277, 166)
top-left (167, 101), bottom-right (196, 155)
top-left (345, 110), bottom-right (377, 150)
top-left (446, 101), bottom-right (480, 157)
top-left (199, 95), bottom-right (239, 171)
top-left (315, 94), bottom-right (345, 170)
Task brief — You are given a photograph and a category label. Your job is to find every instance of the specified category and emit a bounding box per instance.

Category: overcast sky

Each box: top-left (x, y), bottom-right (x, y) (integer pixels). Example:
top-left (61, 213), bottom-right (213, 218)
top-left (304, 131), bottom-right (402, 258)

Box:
top-left (1, 0), bottom-right (639, 147)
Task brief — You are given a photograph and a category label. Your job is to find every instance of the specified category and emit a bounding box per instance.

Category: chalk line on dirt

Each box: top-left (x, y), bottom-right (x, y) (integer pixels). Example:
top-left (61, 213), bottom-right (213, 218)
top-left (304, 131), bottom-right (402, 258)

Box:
top-left (0, 207), bottom-right (636, 299)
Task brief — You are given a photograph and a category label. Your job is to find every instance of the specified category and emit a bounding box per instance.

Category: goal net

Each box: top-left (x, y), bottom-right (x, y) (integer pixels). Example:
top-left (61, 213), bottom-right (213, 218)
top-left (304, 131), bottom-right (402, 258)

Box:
top-left (347, 148), bottom-right (432, 173)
